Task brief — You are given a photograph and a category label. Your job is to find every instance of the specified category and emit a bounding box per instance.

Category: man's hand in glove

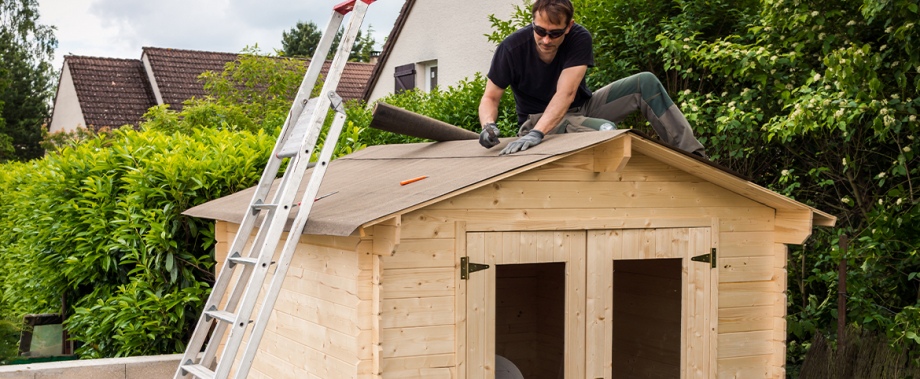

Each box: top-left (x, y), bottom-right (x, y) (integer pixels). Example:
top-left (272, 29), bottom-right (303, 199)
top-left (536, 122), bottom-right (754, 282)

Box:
top-left (479, 123), bottom-right (501, 148)
top-left (500, 129), bottom-right (544, 155)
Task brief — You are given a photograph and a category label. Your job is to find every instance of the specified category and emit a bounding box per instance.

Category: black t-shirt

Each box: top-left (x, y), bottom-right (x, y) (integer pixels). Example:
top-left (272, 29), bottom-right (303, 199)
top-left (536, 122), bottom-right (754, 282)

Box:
top-left (487, 23), bottom-right (594, 125)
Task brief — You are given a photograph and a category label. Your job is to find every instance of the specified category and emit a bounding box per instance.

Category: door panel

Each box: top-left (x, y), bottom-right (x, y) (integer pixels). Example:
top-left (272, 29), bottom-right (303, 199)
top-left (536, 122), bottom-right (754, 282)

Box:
top-left (465, 231), bottom-right (586, 379)
top-left (586, 228), bottom-right (716, 379)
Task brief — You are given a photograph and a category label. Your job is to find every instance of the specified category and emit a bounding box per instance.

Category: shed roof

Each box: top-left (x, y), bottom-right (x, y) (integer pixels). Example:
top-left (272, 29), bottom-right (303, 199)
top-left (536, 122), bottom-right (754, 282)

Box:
top-left (183, 130), bottom-right (836, 237)
top-left (61, 56), bottom-right (158, 129)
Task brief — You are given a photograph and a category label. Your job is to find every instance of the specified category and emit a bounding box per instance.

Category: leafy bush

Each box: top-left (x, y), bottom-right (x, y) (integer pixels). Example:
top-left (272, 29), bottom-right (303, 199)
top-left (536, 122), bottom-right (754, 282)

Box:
top-left (0, 127), bottom-right (275, 357)
top-left (0, 317), bottom-right (19, 364)
top-left (488, 0), bottom-right (920, 374)
top-left (0, 43), bottom-right (512, 358)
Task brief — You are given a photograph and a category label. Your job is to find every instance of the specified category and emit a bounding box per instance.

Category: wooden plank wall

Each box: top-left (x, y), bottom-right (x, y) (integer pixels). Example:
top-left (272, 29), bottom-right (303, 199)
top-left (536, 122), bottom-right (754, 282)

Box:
top-left (210, 142), bottom-right (788, 379)
top-left (397, 148), bottom-right (786, 379)
top-left (357, 226), bottom-right (458, 378)
top-left (215, 222), bottom-right (366, 379)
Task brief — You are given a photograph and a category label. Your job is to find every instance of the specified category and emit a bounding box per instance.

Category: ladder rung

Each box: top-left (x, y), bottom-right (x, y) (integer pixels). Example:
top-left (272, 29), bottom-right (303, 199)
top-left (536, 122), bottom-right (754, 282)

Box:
top-left (204, 307), bottom-right (236, 324)
top-left (180, 363), bottom-right (215, 379)
top-left (250, 200), bottom-right (279, 216)
top-left (228, 253), bottom-right (276, 268)
top-left (228, 254), bottom-right (257, 267)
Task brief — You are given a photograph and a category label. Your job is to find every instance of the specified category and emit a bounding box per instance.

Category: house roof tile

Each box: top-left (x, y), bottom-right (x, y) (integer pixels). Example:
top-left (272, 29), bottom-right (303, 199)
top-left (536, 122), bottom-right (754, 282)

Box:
top-left (64, 56), bottom-right (157, 129)
top-left (142, 47), bottom-right (375, 110)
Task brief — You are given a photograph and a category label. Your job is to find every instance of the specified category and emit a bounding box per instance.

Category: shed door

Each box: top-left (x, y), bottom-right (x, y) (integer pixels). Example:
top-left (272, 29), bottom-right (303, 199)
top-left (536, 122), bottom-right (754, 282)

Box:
top-left (464, 231), bottom-right (586, 379)
top-left (586, 228), bottom-right (717, 379)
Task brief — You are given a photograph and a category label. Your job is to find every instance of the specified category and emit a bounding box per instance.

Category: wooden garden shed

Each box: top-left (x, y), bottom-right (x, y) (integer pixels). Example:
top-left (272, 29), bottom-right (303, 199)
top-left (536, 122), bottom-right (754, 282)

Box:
top-left (184, 129), bottom-right (836, 379)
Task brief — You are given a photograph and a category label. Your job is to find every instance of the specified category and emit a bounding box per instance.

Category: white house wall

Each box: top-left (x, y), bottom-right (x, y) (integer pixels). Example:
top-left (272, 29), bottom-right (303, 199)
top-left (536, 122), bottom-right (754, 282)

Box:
top-left (48, 62), bottom-right (87, 134)
top-left (367, 0), bottom-right (517, 103)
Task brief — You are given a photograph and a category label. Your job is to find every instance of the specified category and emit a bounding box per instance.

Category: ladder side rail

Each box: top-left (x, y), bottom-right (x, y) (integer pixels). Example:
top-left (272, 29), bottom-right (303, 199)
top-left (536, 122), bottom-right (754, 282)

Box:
top-left (233, 99), bottom-right (349, 378)
top-left (198, 138), bottom-right (311, 370)
top-left (198, 141), bottom-right (306, 369)
top-left (173, 65), bottom-right (307, 379)
top-left (175, 3), bottom-right (365, 378)
top-left (293, 11), bottom-right (345, 124)
top-left (213, 3), bottom-right (370, 375)
top-left (281, 0), bottom-right (369, 188)
top-left (180, 117), bottom-right (305, 375)
top-left (210, 119), bottom-right (325, 378)
top-left (174, 202), bottom-right (281, 378)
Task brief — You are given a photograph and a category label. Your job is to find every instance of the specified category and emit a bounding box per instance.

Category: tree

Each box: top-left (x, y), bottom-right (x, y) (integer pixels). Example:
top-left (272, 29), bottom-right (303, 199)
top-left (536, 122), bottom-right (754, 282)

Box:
top-left (0, 0), bottom-right (57, 161)
top-left (281, 21), bottom-right (376, 63)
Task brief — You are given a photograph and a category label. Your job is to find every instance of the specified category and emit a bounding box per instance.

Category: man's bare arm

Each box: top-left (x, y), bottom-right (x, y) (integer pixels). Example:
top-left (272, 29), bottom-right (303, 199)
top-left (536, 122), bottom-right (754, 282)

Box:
top-left (478, 79), bottom-right (506, 126)
top-left (531, 65), bottom-right (588, 134)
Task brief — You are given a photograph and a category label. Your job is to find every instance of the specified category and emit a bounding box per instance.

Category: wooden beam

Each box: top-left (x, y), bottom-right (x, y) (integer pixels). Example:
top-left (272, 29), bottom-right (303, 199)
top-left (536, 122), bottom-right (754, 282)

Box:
top-left (774, 210), bottom-right (812, 244)
top-left (466, 217), bottom-right (713, 232)
top-left (813, 213), bottom-right (837, 227)
top-left (372, 216), bottom-right (401, 256)
top-left (454, 222), bottom-right (467, 379)
top-left (594, 134), bottom-right (631, 172)
top-left (372, 254), bottom-right (382, 377)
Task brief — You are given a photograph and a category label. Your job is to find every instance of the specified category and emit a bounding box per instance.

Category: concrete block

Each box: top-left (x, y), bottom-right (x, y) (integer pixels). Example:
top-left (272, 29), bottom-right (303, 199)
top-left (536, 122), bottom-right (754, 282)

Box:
top-left (126, 356), bottom-right (181, 379)
top-left (0, 354), bottom-right (183, 379)
top-left (0, 368), bottom-right (35, 379)
top-left (34, 365), bottom-right (124, 379)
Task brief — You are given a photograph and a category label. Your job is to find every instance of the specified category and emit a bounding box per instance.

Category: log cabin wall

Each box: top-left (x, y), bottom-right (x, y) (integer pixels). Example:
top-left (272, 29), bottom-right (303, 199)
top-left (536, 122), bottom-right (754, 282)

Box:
top-left (214, 222), bottom-right (367, 378)
top-left (214, 141), bottom-right (791, 379)
top-left (386, 147), bottom-right (785, 379)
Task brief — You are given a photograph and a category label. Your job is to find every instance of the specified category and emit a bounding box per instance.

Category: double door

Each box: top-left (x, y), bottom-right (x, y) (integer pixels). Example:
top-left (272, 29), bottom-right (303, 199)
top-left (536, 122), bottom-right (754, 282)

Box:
top-left (461, 228), bottom-right (717, 379)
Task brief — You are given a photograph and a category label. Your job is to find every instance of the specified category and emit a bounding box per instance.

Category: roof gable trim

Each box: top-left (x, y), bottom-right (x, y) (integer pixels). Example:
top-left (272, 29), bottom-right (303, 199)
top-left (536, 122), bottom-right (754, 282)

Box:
top-left (141, 52), bottom-right (165, 105)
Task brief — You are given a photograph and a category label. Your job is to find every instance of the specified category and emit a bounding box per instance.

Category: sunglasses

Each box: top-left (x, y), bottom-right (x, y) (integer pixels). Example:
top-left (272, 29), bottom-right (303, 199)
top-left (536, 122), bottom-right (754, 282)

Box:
top-left (532, 23), bottom-right (566, 39)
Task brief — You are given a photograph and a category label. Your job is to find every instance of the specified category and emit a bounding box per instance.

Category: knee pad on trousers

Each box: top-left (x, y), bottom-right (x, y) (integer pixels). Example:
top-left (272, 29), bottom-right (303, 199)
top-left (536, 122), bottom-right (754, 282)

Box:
top-left (637, 72), bottom-right (674, 117)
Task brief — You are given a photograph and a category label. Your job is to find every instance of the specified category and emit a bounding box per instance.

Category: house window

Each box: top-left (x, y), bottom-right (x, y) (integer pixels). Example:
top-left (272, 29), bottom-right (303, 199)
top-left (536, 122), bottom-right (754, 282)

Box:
top-left (427, 63), bottom-right (438, 91)
top-left (394, 63), bottom-right (416, 93)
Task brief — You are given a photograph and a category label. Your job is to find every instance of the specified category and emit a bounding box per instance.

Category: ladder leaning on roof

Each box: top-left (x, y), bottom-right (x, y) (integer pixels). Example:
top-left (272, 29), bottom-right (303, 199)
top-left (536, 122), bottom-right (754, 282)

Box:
top-left (173, 1), bottom-right (376, 378)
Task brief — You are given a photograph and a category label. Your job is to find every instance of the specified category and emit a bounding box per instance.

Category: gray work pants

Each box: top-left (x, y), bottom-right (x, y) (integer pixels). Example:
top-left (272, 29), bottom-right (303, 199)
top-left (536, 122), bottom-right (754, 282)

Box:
top-left (517, 72), bottom-right (706, 155)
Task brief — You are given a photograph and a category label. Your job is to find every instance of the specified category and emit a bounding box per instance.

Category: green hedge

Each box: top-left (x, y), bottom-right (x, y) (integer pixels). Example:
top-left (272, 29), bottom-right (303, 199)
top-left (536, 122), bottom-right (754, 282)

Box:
top-left (0, 61), bottom-right (509, 358)
top-left (0, 127), bottom-right (275, 357)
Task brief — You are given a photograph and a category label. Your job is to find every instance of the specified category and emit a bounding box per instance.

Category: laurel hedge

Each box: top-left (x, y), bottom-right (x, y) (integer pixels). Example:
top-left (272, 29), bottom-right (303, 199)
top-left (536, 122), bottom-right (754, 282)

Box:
top-left (0, 127), bottom-right (275, 357)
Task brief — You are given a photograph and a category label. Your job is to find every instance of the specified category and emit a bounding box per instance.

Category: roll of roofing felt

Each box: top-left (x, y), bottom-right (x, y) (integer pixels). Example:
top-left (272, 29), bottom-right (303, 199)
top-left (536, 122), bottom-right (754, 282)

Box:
top-left (368, 102), bottom-right (480, 142)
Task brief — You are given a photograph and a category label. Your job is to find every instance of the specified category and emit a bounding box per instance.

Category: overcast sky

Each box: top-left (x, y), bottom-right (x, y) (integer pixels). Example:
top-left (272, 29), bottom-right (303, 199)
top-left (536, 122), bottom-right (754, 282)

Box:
top-left (38, 0), bottom-right (404, 71)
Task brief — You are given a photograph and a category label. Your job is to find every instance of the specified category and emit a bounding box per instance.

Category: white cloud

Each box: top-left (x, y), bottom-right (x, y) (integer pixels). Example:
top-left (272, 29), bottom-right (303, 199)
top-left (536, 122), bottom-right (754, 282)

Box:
top-left (40, 0), bottom-right (403, 71)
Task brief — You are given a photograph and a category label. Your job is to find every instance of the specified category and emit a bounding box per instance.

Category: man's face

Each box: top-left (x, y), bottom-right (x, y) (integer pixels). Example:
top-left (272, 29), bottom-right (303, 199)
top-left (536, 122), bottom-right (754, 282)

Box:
top-left (532, 10), bottom-right (573, 56)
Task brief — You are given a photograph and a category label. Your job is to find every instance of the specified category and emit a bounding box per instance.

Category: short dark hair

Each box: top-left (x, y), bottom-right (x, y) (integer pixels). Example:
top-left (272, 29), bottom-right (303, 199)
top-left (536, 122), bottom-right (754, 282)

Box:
top-left (532, 0), bottom-right (574, 25)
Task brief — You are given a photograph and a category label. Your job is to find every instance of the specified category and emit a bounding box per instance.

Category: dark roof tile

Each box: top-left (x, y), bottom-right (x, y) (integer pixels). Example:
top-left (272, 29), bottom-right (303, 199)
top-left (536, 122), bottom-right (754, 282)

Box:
top-left (65, 56), bottom-right (157, 129)
top-left (142, 47), bottom-right (375, 109)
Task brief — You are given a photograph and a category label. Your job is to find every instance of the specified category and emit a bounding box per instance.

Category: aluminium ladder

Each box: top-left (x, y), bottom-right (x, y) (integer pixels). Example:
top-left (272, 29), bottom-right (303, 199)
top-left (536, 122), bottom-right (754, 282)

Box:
top-left (174, 1), bottom-right (375, 378)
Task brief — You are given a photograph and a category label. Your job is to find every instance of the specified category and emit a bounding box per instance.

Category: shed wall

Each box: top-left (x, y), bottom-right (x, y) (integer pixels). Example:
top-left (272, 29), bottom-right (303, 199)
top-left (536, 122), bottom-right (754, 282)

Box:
top-left (215, 223), bottom-right (366, 378)
top-left (377, 148), bottom-right (786, 378)
top-left (214, 145), bottom-right (789, 378)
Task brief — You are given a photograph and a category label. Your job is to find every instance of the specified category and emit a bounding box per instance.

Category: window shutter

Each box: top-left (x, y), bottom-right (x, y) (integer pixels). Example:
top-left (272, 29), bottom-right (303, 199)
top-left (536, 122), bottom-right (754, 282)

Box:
top-left (394, 63), bottom-right (416, 93)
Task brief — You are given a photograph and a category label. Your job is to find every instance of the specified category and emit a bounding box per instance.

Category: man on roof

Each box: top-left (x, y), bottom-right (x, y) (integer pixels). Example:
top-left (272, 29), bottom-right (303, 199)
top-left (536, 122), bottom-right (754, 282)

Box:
top-left (478, 0), bottom-right (708, 159)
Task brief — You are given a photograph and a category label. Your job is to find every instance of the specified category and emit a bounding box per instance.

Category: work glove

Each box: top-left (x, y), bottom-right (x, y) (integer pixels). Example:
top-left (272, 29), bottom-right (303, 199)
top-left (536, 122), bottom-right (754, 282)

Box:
top-left (479, 122), bottom-right (501, 148)
top-left (500, 129), bottom-right (544, 155)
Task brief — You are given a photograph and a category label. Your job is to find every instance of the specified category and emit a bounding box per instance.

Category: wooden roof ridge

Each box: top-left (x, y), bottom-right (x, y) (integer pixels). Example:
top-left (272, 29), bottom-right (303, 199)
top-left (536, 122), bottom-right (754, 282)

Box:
top-left (361, 0), bottom-right (416, 102)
